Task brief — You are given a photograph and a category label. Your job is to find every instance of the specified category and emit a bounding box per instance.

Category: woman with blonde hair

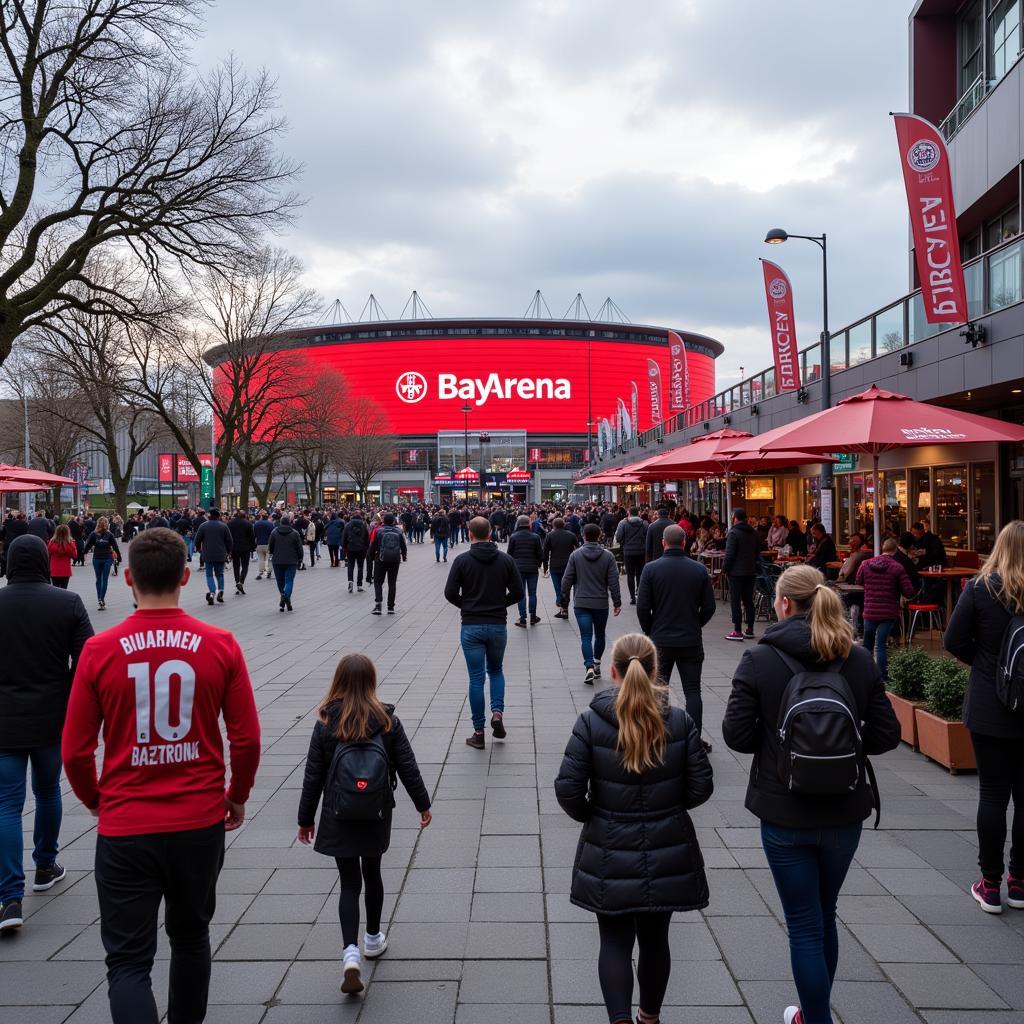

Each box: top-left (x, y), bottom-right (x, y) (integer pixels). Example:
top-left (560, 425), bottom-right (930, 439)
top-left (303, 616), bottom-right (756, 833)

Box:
top-left (724, 564), bottom-right (899, 1024)
top-left (82, 516), bottom-right (121, 610)
top-left (945, 520), bottom-right (1024, 914)
top-left (555, 633), bottom-right (712, 1024)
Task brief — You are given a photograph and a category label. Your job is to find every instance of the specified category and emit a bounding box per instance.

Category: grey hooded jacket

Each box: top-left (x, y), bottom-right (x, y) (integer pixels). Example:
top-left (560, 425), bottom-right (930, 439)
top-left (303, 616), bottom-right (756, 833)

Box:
top-left (560, 542), bottom-right (621, 611)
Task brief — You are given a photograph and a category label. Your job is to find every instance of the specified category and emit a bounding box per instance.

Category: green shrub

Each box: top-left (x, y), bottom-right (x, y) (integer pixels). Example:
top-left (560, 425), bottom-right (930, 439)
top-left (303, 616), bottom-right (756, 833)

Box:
top-left (886, 646), bottom-right (932, 701)
top-left (924, 657), bottom-right (970, 721)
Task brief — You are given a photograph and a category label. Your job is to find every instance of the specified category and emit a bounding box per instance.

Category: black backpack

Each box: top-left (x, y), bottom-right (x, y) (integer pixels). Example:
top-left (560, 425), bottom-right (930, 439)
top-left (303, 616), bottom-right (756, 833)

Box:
top-left (378, 528), bottom-right (402, 564)
top-left (773, 649), bottom-right (879, 823)
top-left (324, 732), bottom-right (395, 822)
top-left (996, 613), bottom-right (1024, 713)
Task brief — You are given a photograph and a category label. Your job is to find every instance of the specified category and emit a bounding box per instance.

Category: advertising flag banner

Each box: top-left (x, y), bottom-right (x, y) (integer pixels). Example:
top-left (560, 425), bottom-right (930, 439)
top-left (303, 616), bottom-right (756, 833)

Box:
top-left (617, 397), bottom-right (632, 440)
top-left (667, 331), bottom-right (690, 413)
top-left (893, 113), bottom-right (967, 323)
top-left (760, 260), bottom-right (801, 392)
top-left (158, 454), bottom-right (174, 483)
top-left (529, 447), bottom-right (542, 463)
top-left (631, 381), bottom-right (638, 434)
top-left (646, 358), bottom-right (664, 424)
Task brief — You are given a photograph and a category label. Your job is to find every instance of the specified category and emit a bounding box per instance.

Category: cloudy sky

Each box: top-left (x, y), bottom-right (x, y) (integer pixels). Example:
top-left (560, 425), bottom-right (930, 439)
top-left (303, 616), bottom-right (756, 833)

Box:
top-left (195, 0), bottom-right (913, 388)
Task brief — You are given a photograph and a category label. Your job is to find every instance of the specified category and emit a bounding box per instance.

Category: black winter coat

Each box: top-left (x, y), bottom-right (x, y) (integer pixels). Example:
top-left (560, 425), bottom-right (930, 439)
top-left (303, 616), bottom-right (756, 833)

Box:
top-left (506, 528), bottom-right (543, 576)
top-left (542, 528), bottom-right (579, 574)
top-left (644, 515), bottom-right (673, 562)
top-left (724, 522), bottom-right (759, 577)
top-left (637, 549), bottom-right (716, 648)
top-left (297, 703), bottom-right (431, 858)
top-left (722, 615), bottom-right (900, 829)
top-left (944, 575), bottom-right (1024, 739)
top-left (228, 517), bottom-right (257, 555)
top-left (555, 688), bottom-right (712, 915)
top-left (0, 536), bottom-right (93, 748)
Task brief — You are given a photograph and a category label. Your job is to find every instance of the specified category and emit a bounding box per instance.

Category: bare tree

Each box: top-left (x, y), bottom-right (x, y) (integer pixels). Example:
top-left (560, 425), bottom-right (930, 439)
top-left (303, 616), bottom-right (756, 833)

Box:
top-left (286, 364), bottom-right (349, 502)
top-left (334, 398), bottom-right (397, 501)
top-left (0, 1), bottom-right (300, 368)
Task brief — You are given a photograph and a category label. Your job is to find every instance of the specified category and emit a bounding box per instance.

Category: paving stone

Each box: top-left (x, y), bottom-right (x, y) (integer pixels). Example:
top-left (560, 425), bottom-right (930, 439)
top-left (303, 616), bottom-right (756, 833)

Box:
top-left (883, 963), bottom-right (1008, 1009)
top-left (845, 922), bottom-right (958, 963)
top-left (461, 961), bottom-right (550, 1003)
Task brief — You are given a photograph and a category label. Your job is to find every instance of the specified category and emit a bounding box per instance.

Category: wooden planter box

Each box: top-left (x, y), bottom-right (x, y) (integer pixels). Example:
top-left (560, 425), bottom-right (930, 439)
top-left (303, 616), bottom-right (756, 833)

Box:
top-left (914, 708), bottom-right (977, 774)
top-left (886, 692), bottom-right (926, 749)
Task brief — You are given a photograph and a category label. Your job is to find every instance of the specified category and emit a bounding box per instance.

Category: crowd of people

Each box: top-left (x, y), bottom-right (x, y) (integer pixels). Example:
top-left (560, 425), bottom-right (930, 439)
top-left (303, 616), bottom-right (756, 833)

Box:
top-left (0, 495), bottom-right (1020, 1024)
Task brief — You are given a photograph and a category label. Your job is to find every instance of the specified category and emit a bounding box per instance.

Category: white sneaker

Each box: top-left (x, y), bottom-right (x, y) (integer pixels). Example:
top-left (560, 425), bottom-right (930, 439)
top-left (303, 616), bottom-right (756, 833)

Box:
top-left (784, 1007), bottom-right (803, 1024)
top-left (364, 930), bottom-right (388, 959)
top-left (341, 944), bottom-right (363, 994)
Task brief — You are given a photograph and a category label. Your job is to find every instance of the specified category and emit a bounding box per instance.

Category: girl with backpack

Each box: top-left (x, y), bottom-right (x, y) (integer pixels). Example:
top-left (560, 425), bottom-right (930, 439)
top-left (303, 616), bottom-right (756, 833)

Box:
top-left (944, 520), bottom-right (1024, 914)
top-left (555, 633), bottom-right (712, 1024)
top-left (297, 653), bottom-right (432, 995)
top-left (723, 565), bottom-right (899, 1024)
top-left (82, 516), bottom-right (121, 610)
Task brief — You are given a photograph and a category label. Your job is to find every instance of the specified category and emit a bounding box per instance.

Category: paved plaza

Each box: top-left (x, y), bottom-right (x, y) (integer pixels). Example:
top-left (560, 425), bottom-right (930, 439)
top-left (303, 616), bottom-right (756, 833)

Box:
top-left (3, 542), bottom-right (1023, 1024)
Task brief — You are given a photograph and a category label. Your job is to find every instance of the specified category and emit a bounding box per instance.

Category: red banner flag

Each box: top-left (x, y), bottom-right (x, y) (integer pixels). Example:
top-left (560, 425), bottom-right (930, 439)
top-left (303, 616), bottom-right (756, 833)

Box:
top-left (893, 113), bottom-right (967, 323)
top-left (646, 358), bottom-right (664, 424)
top-left (667, 331), bottom-right (690, 413)
top-left (760, 260), bottom-right (801, 392)
top-left (158, 454), bottom-right (174, 483)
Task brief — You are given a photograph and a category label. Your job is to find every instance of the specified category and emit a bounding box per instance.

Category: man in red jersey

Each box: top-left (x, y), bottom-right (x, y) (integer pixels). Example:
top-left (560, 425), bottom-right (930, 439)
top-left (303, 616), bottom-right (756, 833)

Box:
top-left (63, 528), bottom-right (261, 1024)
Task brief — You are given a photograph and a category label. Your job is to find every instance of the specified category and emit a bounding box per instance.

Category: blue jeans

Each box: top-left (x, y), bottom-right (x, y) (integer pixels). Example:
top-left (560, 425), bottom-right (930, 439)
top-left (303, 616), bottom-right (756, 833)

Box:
top-left (862, 619), bottom-right (895, 680)
top-left (93, 557), bottom-right (113, 601)
top-left (0, 745), bottom-right (63, 902)
top-left (574, 607), bottom-right (609, 667)
top-left (461, 624), bottom-right (507, 731)
top-left (434, 536), bottom-right (448, 562)
top-left (550, 571), bottom-right (563, 604)
top-left (204, 560), bottom-right (225, 595)
top-left (273, 564), bottom-right (297, 598)
top-left (186, 535), bottom-right (194, 559)
top-left (518, 573), bottom-right (538, 620)
top-left (761, 822), bottom-right (863, 1024)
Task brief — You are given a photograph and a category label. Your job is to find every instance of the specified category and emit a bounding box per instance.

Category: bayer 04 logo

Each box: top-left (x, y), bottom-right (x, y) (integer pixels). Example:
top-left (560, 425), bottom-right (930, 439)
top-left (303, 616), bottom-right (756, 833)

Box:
top-left (907, 138), bottom-right (941, 173)
top-left (396, 371), bottom-right (427, 403)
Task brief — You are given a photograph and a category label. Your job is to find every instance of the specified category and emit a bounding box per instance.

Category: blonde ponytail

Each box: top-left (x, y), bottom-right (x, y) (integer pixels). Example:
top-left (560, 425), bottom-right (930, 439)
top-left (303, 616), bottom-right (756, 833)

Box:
top-left (775, 565), bottom-right (853, 662)
top-left (612, 633), bottom-right (668, 773)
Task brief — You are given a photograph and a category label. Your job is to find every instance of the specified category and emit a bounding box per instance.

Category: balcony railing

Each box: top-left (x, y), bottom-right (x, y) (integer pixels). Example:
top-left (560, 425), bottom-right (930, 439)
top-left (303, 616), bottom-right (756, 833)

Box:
top-left (940, 75), bottom-right (989, 140)
top-left (587, 232), bottom-right (1024, 470)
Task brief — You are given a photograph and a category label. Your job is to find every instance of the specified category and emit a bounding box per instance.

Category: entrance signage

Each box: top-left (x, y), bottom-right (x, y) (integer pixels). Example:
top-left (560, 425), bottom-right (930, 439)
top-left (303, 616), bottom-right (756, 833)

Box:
top-left (760, 261), bottom-right (801, 392)
top-left (893, 113), bottom-right (967, 324)
top-left (436, 374), bottom-right (571, 405)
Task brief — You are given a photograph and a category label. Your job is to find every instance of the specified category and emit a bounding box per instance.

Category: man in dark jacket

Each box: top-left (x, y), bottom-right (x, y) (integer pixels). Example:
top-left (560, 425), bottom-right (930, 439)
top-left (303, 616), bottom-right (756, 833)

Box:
top-left (723, 508), bottom-right (760, 641)
top-left (253, 513), bottom-right (274, 580)
top-left (507, 515), bottom-right (543, 627)
top-left (268, 514), bottom-right (304, 611)
top-left (444, 516), bottom-right (524, 750)
top-left (614, 508), bottom-right (649, 604)
top-left (542, 518), bottom-right (579, 619)
top-left (911, 520), bottom-right (948, 569)
top-left (341, 513), bottom-right (371, 593)
top-left (637, 525), bottom-right (717, 747)
top-left (193, 507), bottom-right (233, 606)
top-left (807, 522), bottom-right (838, 573)
top-left (368, 513), bottom-right (407, 615)
top-left (0, 536), bottom-right (93, 931)
top-left (26, 510), bottom-right (54, 541)
top-left (447, 507), bottom-right (462, 548)
top-left (644, 507), bottom-right (673, 563)
top-left (599, 507), bottom-right (618, 546)
top-left (430, 510), bottom-right (450, 564)
top-left (227, 510), bottom-right (256, 595)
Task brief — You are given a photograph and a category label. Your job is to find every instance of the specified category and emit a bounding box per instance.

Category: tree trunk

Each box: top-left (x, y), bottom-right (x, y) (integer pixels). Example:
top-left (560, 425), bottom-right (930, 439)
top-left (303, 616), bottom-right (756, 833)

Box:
top-left (238, 465), bottom-right (253, 508)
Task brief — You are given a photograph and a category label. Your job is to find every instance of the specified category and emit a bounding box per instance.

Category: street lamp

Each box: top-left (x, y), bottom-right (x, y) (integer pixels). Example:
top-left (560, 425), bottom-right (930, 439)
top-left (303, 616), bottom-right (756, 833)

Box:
top-left (764, 226), bottom-right (833, 528)
top-left (460, 403), bottom-right (471, 500)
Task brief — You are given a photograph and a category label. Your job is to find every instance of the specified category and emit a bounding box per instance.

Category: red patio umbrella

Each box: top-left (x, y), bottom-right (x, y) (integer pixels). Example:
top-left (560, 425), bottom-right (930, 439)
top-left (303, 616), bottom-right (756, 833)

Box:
top-left (0, 464), bottom-right (81, 487)
top-left (724, 385), bottom-right (1024, 551)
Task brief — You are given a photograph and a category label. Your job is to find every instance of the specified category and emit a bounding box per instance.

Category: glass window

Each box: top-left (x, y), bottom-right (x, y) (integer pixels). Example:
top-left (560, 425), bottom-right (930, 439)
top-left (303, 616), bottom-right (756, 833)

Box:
top-left (850, 472), bottom-right (876, 542)
top-left (830, 331), bottom-right (848, 373)
top-left (838, 475), bottom-right (852, 545)
top-left (803, 344), bottom-right (821, 384)
top-left (988, 237), bottom-right (1023, 309)
top-left (874, 302), bottom-right (905, 353)
top-left (911, 292), bottom-right (945, 343)
top-left (964, 258), bottom-right (985, 320)
top-left (847, 320), bottom-right (872, 366)
top-left (911, 467), bottom-right (931, 529)
top-left (990, 0), bottom-right (1021, 81)
top-left (880, 470), bottom-right (907, 539)
top-left (972, 462), bottom-right (996, 553)
top-left (962, 231), bottom-right (983, 262)
top-left (935, 464), bottom-right (969, 550)
top-left (959, 1), bottom-right (985, 95)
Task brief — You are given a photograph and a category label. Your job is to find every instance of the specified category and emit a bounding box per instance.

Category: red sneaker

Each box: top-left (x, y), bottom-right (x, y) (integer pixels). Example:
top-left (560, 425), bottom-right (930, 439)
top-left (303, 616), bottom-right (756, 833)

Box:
top-left (1008, 875), bottom-right (1024, 909)
top-left (971, 878), bottom-right (1003, 914)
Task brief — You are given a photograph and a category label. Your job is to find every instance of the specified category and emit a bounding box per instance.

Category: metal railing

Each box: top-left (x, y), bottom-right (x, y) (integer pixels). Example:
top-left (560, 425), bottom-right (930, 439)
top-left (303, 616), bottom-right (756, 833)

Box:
top-left (940, 74), bottom-right (989, 140)
top-left (581, 231), bottom-right (1024, 474)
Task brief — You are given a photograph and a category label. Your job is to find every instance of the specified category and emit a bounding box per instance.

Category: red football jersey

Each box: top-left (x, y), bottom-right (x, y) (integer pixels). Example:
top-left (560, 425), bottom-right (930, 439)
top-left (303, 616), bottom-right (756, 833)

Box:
top-left (63, 607), bottom-right (261, 837)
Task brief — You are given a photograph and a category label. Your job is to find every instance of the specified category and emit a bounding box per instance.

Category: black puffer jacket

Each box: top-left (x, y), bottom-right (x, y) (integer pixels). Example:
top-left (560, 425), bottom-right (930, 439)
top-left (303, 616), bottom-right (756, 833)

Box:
top-left (297, 702), bottom-right (431, 858)
top-left (944, 575), bottom-right (1024, 740)
top-left (555, 688), bottom-right (712, 914)
top-left (723, 614), bottom-right (900, 829)
top-left (506, 527), bottom-right (543, 576)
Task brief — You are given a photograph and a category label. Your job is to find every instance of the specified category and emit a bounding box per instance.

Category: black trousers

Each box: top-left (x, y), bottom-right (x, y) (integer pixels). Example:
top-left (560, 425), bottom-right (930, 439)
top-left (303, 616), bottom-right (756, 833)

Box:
top-left (597, 911), bottom-right (672, 1023)
top-left (346, 553), bottom-right (366, 586)
top-left (335, 855), bottom-right (384, 947)
top-left (374, 562), bottom-right (399, 609)
top-left (971, 732), bottom-right (1024, 880)
top-left (656, 645), bottom-right (705, 735)
top-left (306, 542), bottom-right (317, 567)
top-left (623, 554), bottom-right (645, 601)
top-left (95, 823), bottom-right (224, 1024)
top-left (231, 552), bottom-right (250, 585)
top-left (327, 544), bottom-right (340, 566)
top-left (729, 575), bottom-right (756, 632)
top-left (52, 577), bottom-right (70, 589)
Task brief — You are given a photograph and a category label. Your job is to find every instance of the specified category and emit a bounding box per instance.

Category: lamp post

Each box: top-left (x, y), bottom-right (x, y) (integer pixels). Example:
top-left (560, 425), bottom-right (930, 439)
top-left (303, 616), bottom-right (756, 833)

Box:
top-left (460, 403), bottom-right (471, 500)
top-left (765, 227), bottom-right (833, 530)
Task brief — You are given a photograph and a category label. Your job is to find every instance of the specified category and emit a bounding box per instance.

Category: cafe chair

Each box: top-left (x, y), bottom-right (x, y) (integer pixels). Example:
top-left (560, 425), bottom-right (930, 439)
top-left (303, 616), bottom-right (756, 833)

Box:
top-left (906, 602), bottom-right (945, 648)
top-left (954, 550), bottom-right (980, 570)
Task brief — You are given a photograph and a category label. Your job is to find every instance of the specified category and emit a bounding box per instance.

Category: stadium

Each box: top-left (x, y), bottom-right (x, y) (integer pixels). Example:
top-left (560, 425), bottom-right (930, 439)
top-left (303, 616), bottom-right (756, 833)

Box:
top-left (208, 312), bottom-right (723, 504)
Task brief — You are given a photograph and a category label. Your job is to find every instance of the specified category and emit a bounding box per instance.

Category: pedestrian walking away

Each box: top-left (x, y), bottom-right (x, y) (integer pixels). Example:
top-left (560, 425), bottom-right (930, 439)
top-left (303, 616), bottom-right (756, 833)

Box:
top-left (644, 506), bottom-right (673, 563)
top-left (944, 520), bottom-right (1024, 914)
top-left (368, 514), bottom-right (407, 615)
top-left (723, 564), bottom-right (900, 1024)
top-left (855, 538), bottom-right (915, 680)
top-left (253, 513), bottom-right (274, 579)
top-left (724, 507), bottom-right (759, 641)
top-left (268, 515), bottom-right (304, 611)
top-left (61, 528), bottom-right (261, 1024)
top-left (83, 516), bottom-right (122, 611)
top-left (542, 517), bottom-right (579, 617)
top-left (47, 523), bottom-right (78, 589)
top-left (444, 515), bottom-right (524, 749)
top-left (325, 512), bottom-right (344, 568)
top-left (193, 508), bottom-right (233, 606)
top-left (615, 508), bottom-right (649, 603)
top-left (0, 536), bottom-right (93, 934)
top-left (637, 524), bottom-right (716, 748)
top-left (227, 509), bottom-right (256, 595)
top-left (507, 514), bottom-right (544, 626)
top-left (342, 513), bottom-right (371, 592)
top-left (297, 653), bottom-right (432, 995)
top-left (561, 523), bottom-right (622, 684)
top-left (430, 509), bottom-right (450, 563)
top-left (555, 632), bottom-right (712, 1024)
